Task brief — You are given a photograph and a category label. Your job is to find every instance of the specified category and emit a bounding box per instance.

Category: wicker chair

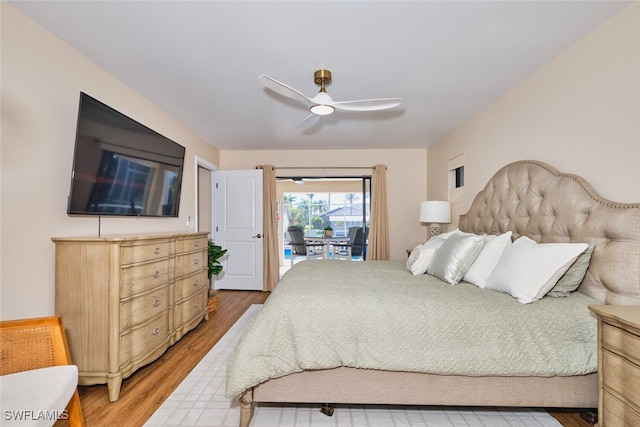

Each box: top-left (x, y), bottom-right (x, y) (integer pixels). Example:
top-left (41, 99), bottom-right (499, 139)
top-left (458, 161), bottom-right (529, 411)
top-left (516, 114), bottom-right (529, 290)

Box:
top-left (0, 316), bottom-right (85, 426)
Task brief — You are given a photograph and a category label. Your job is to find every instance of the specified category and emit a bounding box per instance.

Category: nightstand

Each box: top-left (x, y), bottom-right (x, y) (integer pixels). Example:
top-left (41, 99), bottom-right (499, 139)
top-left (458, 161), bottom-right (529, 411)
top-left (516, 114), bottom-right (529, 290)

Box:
top-left (589, 305), bottom-right (640, 427)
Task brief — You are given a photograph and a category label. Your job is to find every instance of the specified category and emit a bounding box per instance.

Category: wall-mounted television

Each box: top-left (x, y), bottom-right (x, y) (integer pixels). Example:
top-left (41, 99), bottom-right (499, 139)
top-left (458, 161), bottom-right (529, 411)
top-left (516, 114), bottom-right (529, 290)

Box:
top-left (67, 92), bottom-right (185, 217)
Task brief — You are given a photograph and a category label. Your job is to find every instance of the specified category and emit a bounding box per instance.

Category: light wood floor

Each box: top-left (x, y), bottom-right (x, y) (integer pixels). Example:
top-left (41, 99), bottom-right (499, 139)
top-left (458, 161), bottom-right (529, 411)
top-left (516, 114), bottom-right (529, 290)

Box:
top-left (58, 290), bottom-right (594, 427)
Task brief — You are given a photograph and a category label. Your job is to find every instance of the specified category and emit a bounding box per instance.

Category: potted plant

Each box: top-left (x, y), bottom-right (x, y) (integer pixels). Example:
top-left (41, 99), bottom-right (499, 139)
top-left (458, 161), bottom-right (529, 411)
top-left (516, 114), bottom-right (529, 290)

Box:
top-left (207, 241), bottom-right (227, 313)
top-left (323, 226), bottom-right (333, 237)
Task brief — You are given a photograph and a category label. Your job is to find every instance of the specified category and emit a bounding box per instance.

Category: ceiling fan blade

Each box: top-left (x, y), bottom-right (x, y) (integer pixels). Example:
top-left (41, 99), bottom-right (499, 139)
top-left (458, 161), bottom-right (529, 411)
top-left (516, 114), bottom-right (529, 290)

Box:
top-left (258, 74), bottom-right (312, 106)
top-left (298, 114), bottom-right (321, 129)
top-left (331, 98), bottom-right (402, 112)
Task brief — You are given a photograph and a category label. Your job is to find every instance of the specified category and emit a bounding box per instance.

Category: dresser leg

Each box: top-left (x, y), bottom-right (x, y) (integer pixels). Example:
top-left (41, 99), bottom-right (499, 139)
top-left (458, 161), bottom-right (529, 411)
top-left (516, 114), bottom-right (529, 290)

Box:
top-left (580, 409), bottom-right (598, 425)
top-left (107, 375), bottom-right (122, 402)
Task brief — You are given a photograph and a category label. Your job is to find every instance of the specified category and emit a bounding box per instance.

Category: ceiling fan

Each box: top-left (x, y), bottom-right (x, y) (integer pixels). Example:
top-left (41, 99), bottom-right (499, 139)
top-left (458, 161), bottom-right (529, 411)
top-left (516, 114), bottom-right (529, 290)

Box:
top-left (258, 69), bottom-right (402, 128)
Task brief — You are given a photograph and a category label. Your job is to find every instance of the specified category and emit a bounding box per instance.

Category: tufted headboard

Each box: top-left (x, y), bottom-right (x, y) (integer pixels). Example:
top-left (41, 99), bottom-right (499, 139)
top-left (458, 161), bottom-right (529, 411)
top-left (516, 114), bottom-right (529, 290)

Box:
top-left (459, 160), bottom-right (640, 305)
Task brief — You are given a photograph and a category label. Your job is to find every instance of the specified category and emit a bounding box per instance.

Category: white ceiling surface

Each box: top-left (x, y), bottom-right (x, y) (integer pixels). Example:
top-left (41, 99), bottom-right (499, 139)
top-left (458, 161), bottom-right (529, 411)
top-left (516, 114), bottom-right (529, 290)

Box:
top-left (12, 1), bottom-right (629, 151)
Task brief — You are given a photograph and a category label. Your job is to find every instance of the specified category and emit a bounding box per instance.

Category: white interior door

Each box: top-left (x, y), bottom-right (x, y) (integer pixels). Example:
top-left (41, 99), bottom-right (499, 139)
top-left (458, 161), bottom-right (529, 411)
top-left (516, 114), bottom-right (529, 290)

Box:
top-left (213, 170), bottom-right (263, 290)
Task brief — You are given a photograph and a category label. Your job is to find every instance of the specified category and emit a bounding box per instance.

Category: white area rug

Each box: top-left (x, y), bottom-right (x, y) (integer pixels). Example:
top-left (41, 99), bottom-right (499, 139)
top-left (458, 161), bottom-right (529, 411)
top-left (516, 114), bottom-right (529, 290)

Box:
top-left (145, 305), bottom-right (562, 427)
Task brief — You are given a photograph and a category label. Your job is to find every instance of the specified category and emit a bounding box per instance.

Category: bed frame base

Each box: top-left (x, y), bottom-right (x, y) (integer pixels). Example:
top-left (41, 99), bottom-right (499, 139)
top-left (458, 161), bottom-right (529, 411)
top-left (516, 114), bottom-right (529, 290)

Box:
top-left (238, 367), bottom-right (597, 427)
top-left (238, 391), bottom-right (253, 427)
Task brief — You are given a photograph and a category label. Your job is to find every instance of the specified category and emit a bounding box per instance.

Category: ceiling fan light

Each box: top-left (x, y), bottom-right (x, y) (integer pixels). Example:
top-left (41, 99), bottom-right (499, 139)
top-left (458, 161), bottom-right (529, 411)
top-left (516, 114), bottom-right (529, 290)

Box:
top-left (310, 104), bottom-right (334, 116)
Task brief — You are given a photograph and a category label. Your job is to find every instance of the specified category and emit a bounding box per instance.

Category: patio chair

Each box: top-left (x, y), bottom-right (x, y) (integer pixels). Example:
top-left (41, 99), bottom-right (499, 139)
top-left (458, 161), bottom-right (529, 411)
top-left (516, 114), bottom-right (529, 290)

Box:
top-left (0, 316), bottom-right (85, 426)
top-left (287, 225), bottom-right (325, 266)
top-left (334, 227), bottom-right (368, 260)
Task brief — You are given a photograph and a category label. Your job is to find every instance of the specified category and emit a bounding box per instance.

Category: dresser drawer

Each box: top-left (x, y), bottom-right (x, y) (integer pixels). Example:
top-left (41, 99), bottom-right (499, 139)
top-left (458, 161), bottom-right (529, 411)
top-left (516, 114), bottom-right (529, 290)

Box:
top-left (177, 236), bottom-right (208, 254)
top-left (175, 270), bottom-right (207, 302)
top-left (175, 291), bottom-right (206, 327)
top-left (175, 250), bottom-right (205, 277)
top-left (120, 285), bottom-right (171, 332)
top-left (602, 349), bottom-right (640, 409)
top-left (121, 240), bottom-right (173, 265)
top-left (120, 312), bottom-right (171, 363)
top-left (602, 390), bottom-right (640, 427)
top-left (602, 322), bottom-right (640, 365)
top-left (120, 258), bottom-right (173, 298)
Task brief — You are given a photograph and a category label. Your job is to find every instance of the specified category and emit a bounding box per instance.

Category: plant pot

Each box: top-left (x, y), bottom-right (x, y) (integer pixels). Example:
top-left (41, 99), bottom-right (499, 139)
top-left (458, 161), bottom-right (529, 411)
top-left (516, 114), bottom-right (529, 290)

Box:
top-left (208, 294), bottom-right (219, 314)
top-left (324, 230), bottom-right (333, 237)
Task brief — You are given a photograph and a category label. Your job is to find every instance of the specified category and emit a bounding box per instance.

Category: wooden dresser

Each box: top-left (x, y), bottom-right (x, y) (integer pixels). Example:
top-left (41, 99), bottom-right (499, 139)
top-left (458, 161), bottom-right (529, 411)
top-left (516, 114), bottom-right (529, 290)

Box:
top-left (52, 232), bottom-right (209, 402)
top-left (589, 305), bottom-right (640, 427)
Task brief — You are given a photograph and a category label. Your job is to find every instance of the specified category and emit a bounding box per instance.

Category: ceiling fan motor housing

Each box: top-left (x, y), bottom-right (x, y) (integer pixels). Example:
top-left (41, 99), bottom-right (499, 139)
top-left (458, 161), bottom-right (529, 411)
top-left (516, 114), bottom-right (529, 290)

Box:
top-left (314, 69), bottom-right (332, 89)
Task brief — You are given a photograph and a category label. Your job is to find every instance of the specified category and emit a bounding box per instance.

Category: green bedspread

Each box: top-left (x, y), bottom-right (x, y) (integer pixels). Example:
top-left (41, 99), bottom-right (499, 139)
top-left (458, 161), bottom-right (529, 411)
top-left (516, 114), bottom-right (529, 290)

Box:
top-left (226, 260), bottom-right (597, 397)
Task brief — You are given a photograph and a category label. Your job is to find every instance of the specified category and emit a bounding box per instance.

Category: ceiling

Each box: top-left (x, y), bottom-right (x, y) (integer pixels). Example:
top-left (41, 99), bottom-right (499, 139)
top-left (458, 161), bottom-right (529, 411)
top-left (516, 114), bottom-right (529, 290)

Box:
top-left (11, 1), bottom-right (629, 151)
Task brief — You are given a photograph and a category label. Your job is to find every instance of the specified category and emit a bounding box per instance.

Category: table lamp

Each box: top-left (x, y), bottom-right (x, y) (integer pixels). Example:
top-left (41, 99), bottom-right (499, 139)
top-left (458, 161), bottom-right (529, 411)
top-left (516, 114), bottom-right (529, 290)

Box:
top-left (419, 201), bottom-right (451, 239)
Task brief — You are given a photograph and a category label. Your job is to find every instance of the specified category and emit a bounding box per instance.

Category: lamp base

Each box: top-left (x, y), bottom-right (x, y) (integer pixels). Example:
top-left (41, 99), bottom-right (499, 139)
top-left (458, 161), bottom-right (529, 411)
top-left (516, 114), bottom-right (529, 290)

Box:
top-left (429, 223), bottom-right (443, 239)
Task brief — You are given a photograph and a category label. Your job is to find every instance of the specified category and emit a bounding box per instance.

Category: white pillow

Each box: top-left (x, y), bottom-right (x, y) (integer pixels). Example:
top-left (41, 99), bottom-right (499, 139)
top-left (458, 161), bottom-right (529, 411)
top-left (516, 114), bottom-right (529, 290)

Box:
top-left (407, 245), bottom-right (438, 275)
top-left (406, 229), bottom-right (459, 275)
top-left (463, 231), bottom-right (512, 288)
top-left (485, 237), bottom-right (588, 304)
top-left (423, 228), bottom-right (459, 248)
top-left (427, 232), bottom-right (486, 285)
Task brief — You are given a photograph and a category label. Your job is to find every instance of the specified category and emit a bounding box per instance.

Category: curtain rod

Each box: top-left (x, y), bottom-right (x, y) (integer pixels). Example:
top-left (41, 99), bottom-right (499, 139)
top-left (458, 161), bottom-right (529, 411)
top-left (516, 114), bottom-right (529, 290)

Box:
top-left (257, 165), bottom-right (386, 170)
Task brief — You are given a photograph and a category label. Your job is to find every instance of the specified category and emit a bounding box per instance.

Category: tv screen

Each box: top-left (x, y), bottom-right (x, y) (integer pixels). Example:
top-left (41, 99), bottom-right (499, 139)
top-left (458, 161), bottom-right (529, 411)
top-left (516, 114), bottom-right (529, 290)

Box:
top-left (67, 92), bottom-right (185, 217)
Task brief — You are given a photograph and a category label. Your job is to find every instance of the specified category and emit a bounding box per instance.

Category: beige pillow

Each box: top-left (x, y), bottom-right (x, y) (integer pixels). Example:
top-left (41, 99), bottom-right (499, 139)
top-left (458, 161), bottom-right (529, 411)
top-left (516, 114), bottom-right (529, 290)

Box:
top-left (546, 244), bottom-right (595, 297)
top-left (427, 233), bottom-right (486, 285)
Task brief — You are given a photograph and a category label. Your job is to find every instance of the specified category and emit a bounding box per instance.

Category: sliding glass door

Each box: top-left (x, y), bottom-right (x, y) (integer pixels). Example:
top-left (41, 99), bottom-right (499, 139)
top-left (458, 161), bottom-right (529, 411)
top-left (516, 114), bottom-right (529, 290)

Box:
top-left (278, 176), bottom-right (371, 262)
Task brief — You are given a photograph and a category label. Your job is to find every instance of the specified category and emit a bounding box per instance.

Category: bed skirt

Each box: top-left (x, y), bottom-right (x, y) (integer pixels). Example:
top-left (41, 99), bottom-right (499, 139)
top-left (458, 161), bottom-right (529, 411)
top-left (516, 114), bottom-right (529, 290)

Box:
top-left (238, 367), bottom-right (597, 427)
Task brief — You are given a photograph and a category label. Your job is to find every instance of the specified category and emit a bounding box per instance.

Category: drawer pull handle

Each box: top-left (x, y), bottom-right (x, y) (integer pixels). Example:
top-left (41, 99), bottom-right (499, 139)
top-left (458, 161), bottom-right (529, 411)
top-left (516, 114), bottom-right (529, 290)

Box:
top-left (194, 280), bottom-right (200, 287)
top-left (154, 247), bottom-right (161, 254)
top-left (194, 302), bottom-right (200, 308)
top-left (152, 327), bottom-right (160, 336)
top-left (153, 298), bottom-right (160, 307)
top-left (154, 271), bottom-right (160, 278)
top-left (195, 241), bottom-right (200, 247)
top-left (194, 258), bottom-right (200, 265)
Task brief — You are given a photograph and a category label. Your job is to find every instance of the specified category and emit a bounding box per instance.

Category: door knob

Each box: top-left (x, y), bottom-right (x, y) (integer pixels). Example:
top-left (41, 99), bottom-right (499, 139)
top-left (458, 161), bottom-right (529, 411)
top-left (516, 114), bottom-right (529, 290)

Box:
top-left (252, 233), bottom-right (262, 238)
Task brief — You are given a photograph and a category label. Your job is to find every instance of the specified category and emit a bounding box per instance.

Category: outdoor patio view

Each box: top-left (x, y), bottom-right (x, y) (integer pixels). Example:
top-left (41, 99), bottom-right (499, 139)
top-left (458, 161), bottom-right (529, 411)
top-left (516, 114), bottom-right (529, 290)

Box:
top-left (282, 191), bottom-right (370, 262)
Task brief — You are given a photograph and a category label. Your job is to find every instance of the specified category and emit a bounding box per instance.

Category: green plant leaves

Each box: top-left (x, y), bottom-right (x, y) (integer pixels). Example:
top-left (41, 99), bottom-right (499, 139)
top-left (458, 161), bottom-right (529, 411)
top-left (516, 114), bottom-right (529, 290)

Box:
top-left (208, 241), bottom-right (227, 279)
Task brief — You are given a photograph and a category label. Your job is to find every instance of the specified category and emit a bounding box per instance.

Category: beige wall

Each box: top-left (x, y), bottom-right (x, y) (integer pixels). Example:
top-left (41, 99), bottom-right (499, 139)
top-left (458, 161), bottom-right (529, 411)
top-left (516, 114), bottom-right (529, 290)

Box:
top-left (427, 3), bottom-right (640, 225)
top-left (221, 149), bottom-right (428, 261)
top-left (0, 4), bottom-right (220, 320)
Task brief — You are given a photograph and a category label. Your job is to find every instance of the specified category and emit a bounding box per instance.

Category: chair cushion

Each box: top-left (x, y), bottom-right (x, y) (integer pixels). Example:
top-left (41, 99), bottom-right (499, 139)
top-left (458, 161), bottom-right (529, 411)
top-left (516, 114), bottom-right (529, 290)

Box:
top-left (0, 365), bottom-right (78, 427)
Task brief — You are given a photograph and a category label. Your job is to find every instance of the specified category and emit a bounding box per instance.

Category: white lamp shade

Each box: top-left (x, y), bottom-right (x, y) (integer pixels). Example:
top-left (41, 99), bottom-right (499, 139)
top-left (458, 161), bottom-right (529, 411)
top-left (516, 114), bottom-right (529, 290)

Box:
top-left (419, 201), bottom-right (451, 223)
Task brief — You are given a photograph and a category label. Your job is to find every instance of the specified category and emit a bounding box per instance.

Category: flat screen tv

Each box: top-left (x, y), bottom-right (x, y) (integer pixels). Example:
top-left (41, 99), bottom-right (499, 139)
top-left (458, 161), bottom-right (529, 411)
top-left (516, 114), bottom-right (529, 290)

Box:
top-left (67, 92), bottom-right (185, 217)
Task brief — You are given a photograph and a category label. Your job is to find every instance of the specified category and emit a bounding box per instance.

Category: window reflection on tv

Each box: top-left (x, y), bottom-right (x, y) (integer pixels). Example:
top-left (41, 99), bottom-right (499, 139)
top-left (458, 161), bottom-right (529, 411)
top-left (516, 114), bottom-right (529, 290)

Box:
top-left (67, 93), bottom-right (185, 217)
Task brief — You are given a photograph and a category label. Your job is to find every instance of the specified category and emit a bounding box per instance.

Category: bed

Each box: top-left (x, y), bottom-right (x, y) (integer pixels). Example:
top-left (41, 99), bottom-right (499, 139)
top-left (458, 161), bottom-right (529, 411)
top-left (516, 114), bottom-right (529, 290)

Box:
top-left (226, 160), bottom-right (640, 427)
